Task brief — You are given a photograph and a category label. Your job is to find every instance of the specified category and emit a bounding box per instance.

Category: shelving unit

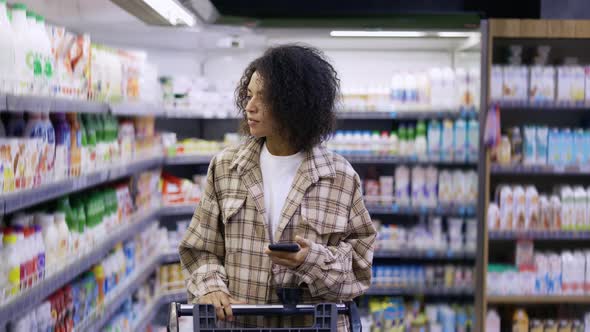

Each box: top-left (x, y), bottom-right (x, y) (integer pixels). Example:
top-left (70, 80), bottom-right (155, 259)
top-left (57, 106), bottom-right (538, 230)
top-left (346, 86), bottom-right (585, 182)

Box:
top-left (487, 295), bottom-right (590, 305)
top-left (475, 18), bottom-right (590, 331)
top-left (373, 250), bottom-right (475, 260)
top-left (0, 207), bottom-right (160, 326)
top-left (0, 156), bottom-right (164, 214)
top-left (366, 204), bottom-right (476, 217)
top-left (365, 287), bottom-right (473, 297)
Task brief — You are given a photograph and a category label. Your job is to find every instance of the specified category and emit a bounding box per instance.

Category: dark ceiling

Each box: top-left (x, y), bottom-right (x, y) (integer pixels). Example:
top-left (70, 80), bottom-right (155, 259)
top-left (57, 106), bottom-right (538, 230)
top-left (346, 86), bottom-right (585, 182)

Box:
top-left (211, 0), bottom-right (541, 19)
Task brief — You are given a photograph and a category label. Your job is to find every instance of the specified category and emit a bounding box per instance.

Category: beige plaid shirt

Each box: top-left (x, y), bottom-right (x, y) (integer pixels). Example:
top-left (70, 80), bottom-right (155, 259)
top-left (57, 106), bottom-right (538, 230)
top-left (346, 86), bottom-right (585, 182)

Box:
top-left (179, 137), bottom-right (376, 329)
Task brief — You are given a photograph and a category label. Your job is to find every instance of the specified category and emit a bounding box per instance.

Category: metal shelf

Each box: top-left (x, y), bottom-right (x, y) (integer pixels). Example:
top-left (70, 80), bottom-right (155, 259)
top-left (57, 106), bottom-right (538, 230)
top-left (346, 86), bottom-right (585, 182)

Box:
top-left (487, 295), bottom-right (590, 304)
top-left (2, 94), bottom-right (109, 113)
top-left (366, 287), bottom-right (473, 296)
top-left (373, 250), bottom-right (475, 260)
top-left (0, 208), bottom-right (160, 326)
top-left (81, 252), bottom-right (162, 331)
top-left (133, 290), bottom-right (187, 332)
top-left (495, 101), bottom-right (590, 111)
top-left (159, 205), bottom-right (195, 217)
top-left (366, 204), bottom-right (476, 217)
top-left (165, 154), bottom-right (214, 165)
top-left (489, 230), bottom-right (590, 240)
top-left (336, 110), bottom-right (478, 120)
top-left (491, 164), bottom-right (590, 176)
top-left (110, 101), bottom-right (166, 117)
top-left (1, 156), bottom-right (163, 214)
top-left (341, 155), bottom-right (477, 166)
top-left (161, 251), bottom-right (181, 264)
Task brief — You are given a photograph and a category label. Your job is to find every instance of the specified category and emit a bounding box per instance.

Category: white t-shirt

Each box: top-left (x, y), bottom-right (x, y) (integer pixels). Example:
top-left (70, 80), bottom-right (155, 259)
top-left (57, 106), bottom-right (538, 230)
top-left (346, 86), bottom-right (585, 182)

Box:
top-left (259, 142), bottom-right (305, 241)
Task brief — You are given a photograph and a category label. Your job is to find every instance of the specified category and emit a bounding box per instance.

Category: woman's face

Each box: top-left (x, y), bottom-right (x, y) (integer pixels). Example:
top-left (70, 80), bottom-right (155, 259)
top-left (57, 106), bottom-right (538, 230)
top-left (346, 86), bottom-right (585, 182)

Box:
top-left (245, 71), bottom-right (275, 138)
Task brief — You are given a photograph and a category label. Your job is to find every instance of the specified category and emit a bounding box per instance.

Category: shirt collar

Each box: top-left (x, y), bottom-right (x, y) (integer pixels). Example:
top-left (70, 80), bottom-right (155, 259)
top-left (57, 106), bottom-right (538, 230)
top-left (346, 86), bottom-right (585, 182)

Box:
top-left (230, 136), bottom-right (336, 182)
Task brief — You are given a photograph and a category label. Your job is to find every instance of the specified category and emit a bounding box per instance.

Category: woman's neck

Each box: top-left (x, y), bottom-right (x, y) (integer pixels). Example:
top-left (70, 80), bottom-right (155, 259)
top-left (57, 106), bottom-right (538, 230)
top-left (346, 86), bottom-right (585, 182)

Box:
top-left (265, 135), bottom-right (298, 156)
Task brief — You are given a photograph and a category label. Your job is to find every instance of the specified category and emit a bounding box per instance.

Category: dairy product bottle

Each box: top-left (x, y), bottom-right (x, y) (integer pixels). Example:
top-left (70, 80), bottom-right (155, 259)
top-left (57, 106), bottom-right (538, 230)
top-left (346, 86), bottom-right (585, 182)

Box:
top-left (3, 233), bottom-right (20, 295)
top-left (467, 119), bottom-right (479, 162)
top-left (54, 212), bottom-right (69, 268)
top-left (10, 3), bottom-right (34, 95)
top-left (415, 121), bottom-right (427, 160)
top-left (454, 119), bottom-right (467, 162)
top-left (42, 113), bottom-right (56, 182)
top-left (33, 15), bottom-right (53, 96)
top-left (25, 10), bottom-right (43, 95)
top-left (33, 225), bottom-right (45, 279)
top-left (52, 113), bottom-right (71, 180)
top-left (0, 0), bottom-right (15, 94)
top-left (427, 120), bottom-right (441, 161)
top-left (38, 214), bottom-right (58, 276)
top-left (441, 119), bottom-right (454, 162)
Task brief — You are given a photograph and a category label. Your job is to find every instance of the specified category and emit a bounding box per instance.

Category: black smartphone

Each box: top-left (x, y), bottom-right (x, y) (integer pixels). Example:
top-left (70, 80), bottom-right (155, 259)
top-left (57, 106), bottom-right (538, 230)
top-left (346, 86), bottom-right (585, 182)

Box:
top-left (268, 243), bottom-right (300, 252)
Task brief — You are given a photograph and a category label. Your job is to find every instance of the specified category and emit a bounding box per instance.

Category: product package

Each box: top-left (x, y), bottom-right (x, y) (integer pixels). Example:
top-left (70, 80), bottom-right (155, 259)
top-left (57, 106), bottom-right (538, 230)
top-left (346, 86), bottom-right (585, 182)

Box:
top-left (529, 66), bottom-right (556, 103)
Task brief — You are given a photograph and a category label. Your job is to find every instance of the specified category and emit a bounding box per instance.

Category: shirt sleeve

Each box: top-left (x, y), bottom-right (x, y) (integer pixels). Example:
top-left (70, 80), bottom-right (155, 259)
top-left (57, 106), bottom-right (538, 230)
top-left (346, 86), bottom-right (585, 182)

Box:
top-left (293, 174), bottom-right (376, 301)
top-left (179, 155), bottom-right (230, 303)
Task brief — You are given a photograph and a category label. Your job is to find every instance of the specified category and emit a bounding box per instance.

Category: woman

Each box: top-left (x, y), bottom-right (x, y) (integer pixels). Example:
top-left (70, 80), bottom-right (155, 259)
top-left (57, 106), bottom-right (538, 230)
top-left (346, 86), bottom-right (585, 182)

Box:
top-left (179, 44), bottom-right (376, 330)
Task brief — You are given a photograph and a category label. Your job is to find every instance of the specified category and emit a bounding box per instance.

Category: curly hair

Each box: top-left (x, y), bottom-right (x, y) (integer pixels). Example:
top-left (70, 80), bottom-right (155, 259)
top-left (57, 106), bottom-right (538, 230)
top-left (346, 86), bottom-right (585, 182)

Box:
top-left (235, 44), bottom-right (339, 152)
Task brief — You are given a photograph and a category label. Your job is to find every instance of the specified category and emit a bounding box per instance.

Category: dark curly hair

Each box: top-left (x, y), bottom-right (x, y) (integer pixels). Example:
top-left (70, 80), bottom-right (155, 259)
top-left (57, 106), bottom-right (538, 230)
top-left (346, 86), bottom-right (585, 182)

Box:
top-left (235, 44), bottom-right (339, 152)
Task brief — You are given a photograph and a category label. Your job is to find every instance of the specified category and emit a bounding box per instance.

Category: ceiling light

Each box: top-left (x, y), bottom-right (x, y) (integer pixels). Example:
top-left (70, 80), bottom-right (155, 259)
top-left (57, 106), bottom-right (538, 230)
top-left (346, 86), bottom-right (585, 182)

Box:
top-left (143, 0), bottom-right (195, 26)
top-left (330, 30), bottom-right (428, 38)
top-left (111, 0), bottom-right (196, 26)
top-left (437, 31), bottom-right (478, 38)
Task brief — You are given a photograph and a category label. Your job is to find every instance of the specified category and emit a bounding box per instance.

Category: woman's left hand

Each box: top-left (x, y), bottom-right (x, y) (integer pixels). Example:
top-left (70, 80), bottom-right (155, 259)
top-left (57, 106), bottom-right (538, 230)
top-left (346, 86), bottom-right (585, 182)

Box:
top-left (265, 236), bottom-right (311, 269)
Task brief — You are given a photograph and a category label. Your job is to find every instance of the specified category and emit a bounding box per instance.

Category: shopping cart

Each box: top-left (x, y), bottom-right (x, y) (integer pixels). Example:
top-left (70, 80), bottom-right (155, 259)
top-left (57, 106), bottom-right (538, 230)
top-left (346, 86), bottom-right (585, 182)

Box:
top-left (167, 302), bottom-right (362, 332)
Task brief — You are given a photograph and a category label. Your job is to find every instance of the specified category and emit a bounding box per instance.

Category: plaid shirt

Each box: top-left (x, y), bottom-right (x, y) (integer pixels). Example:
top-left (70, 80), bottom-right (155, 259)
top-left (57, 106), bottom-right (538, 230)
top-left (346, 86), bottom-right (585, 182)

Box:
top-left (179, 137), bottom-right (376, 329)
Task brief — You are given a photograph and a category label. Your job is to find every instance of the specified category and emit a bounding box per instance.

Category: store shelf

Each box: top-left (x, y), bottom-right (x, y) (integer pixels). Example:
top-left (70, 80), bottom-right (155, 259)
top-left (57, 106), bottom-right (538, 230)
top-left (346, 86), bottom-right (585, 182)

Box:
top-left (1, 156), bottom-right (163, 214)
top-left (165, 154), bottom-right (214, 165)
top-left (110, 101), bottom-right (166, 117)
top-left (161, 251), bottom-right (181, 264)
top-left (366, 204), bottom-right (476, 217)
top-left (159, 205), bottom-right (195, 217)
top-left (373, 250), bottom-right (475, 260)
top-left (341, 155), bottom-right (477, 166)
top-left (365, 287), bottom-right (473, 296)
top-left (80, 252), bottom-right (162, 331)
top-left (487, 295), bottom-right (590, 304)
top-left (336, 110), bottom-right (478, 120)
top-left (495, 102), bottom-right (590, 111)
top-left (133, 290), bottom-right (187, 332)
top-left (2, 94), bottom-right (109, 113)
top-left (489, 230), bottom-right (590, 240)
top-left (491, 163), bottom-right (590, 176)
top-left (0, 208), bottom-right (160, 326)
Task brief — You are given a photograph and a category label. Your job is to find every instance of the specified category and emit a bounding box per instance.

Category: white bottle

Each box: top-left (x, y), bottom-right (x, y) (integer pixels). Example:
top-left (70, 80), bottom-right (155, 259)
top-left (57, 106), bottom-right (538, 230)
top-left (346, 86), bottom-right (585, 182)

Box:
top-left (33, 15), bottom-right (53, 96)
top-left (3, 234), bottom-right (20, 296)
top-left (39, 214), bottom-right (58, 275)
top-left (0, 0), bottom-right (15, 94)
top-left (54, 212), bottom-right (69, 267)
top-left (25, 10), bottom-right (42, 95)
top-left (485, 309), bottom-right (501, 332)
top-left (442, 68), bottom-right (457, 109)
top-left (10, 3), bottom-right (33, 95)
top-left (33, 226), bottom-right (45, 280)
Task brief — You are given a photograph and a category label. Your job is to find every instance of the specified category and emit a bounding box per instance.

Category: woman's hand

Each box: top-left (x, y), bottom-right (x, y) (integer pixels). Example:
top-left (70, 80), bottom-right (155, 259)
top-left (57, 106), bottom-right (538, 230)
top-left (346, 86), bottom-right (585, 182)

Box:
top-left (199, 291), bottom-right (245, 321)
top-left (265, 236), bottom-right (311, 269)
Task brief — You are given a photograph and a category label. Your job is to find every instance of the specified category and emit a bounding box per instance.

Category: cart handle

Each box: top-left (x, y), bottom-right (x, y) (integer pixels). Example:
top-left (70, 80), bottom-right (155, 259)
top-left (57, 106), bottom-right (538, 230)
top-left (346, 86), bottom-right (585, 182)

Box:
top-left (177, 303), bottom-right (348, 316)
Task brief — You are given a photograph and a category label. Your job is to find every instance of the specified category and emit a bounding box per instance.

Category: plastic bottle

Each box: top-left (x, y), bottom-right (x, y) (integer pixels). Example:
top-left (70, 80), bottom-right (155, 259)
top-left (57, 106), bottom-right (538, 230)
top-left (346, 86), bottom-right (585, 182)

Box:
top-left (56, 197), bottom-right (78, 254)
top-left (12, 227), bottom-right (27, 289)
top-left (454, 119), bottom-right (468, 162)
top-left (38, 214), bottom-right (58, 276)
top-left (25, 10), bottom-right (43, 95)
top-left (42, 113), bottom-right (56, 181)
top-left (24, 113), bottom-right (44, 138)
top-left (427, 120), bottom-right (441, 161)
top-left (93, 263), bottom-right (105, 305)
top-left (52, 113), bottom-right (71, 181)
top-left (398, 125), bottom-right (407, 157)
top-left (33, 15), bottom-right (53, 96)
top-left (379, 131), bottom-right (389, 156)
top-left (79, 114), bottom-right (89, 174)
top-left (415, 121), bottom-right (427, 160)
top-left (389, 130), bottom-right (398, 156)
top-left (71, 197), bottom-right (88, 253)
top-left (82, 114), bottom-right (97, 172)
top-left (33, 225), bottom-right (45, 280)
top-left (7, 113), bottom-right (26, 137)
top-left (3, 231), bottom-right (21, 295)
top-left (407, 125), bottom-right (415, 158)
top-left (10, 3), bottom-right (33, 95)
top-left (467, 119), bottom-right (479, 162)
top-left (23, 227), bottom-right (37, 287)
top-left (0, 0), bottom-right (15, 94)
top-left (54, 212), bottom-right (69, 269)
top-left (66, 113), bottom-right (82, 177)
top-left (441, 119), bottom-right (454, 162)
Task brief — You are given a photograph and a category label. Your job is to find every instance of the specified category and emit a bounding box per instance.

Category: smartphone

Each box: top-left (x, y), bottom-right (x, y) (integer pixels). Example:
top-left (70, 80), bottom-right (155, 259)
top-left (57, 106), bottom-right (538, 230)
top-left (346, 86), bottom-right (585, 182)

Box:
top-left (268, 243), bottom-right (300, 252)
